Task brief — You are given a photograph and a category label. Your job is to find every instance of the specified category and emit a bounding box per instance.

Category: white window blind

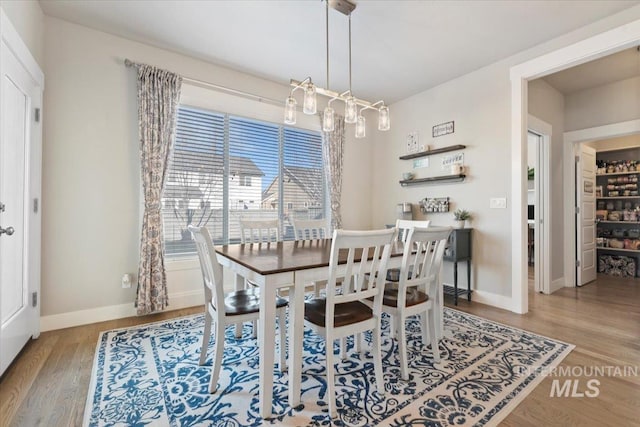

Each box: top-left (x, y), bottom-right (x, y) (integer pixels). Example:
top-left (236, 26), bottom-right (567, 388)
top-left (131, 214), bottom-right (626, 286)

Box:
top-left (162, 105), bottom-right (326, 257)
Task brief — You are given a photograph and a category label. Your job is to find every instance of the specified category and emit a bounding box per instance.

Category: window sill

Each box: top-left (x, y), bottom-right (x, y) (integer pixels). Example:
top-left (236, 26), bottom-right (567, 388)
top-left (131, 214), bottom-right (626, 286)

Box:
top-left (166, 256), bottom-right (199, 271)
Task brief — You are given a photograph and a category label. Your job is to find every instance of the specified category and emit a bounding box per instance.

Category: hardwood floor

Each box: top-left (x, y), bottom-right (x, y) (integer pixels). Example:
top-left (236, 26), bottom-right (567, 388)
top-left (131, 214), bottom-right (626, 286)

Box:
top-left (1, 274), bottom-right (638, 426)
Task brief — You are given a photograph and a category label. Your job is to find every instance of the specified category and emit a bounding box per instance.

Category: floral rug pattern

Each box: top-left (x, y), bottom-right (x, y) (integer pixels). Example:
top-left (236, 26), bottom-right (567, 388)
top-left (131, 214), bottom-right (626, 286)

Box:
top-left (84, 308), bottom-right (573, 426)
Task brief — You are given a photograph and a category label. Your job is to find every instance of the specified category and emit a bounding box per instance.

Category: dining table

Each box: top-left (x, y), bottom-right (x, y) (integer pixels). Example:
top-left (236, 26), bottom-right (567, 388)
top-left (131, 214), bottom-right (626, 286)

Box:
top-left (215, 238), bottom-right (444, 419)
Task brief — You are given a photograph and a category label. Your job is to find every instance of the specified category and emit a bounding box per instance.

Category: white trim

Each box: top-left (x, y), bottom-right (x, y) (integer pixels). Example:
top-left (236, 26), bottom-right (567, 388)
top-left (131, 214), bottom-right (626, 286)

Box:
top-left (0, 8), bottom-right (44, 348)
top-left (550, 277), bottom-right (566, 293)
top-left (471, 290), bottom-right (513, 312)
top-left (527, 115), bottom-right (552, 296)
top-left (40, 290), bottom-right (203, 332)
top-left (563, 119), bottom-right (640, 288)
top-left (0, 9), bottom-right (44, 88)
top-left (510, 19), bottom-right (640, 314)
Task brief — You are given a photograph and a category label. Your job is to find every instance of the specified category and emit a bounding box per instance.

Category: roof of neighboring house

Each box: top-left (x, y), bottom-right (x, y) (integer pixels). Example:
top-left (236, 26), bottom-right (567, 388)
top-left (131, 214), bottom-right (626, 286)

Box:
top-left (230, 156), bottom-right (264, 177)
top-left (163, 184), bottom-right (204, 200)
top-left (261, 165), bottom-right (323, 200)
top-left (170, 150), bottom-right (264, 177)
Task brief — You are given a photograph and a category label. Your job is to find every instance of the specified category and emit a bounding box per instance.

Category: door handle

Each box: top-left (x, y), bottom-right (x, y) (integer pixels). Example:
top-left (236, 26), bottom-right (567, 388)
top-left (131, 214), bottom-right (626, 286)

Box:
top-left (0, 226), bottom-right (14, 236)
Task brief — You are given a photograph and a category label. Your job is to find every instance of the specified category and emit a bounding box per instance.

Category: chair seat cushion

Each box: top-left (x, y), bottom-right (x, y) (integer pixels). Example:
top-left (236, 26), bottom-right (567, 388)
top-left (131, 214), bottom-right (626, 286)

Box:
top-left (224, 288), bottom-right (288, 316)
top-left (304, 298), bottom-right (373, 328)
top-left (380, 287), bottom-right (429, 308)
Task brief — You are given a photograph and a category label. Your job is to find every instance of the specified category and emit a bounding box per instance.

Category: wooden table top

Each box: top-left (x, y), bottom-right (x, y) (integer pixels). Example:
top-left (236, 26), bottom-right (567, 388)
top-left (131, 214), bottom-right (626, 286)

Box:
top-left (216, 239), bottom-right (400, 275)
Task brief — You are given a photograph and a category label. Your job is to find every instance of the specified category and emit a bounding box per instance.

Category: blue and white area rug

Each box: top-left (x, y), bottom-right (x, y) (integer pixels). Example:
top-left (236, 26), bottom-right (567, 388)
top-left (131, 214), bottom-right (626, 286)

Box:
top-left (84, 308), bottom-right (573, 426)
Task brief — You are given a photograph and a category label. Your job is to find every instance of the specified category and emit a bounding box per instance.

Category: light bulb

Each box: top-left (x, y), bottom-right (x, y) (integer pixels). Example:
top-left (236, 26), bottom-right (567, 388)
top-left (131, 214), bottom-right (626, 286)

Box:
top-left (323, 106), bottom-right (335, 132)
top-left (355, 114), bottom-right (366, 138)
top-left (303, 83), bottom-right (317, 115)
top-left (284, 96), bottom-right (297, 124)
top-left (345, 96), bottom-right (357, 123)
top-left (378, 105), bottom-right (390, 131)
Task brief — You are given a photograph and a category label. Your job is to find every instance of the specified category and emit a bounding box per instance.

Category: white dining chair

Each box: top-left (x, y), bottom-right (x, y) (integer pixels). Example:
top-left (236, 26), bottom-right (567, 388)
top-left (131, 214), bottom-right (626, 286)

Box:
top-left (291, 218), bottom-right (330, 297)
top-left (189, 225), bottom-right (288, 393)
top-left (303, 228), bottom-right (395, 418)
top-left (291, 218), bottom-right (329, 240)
top-left (239, 218), bottom-right (280, 243)
top-left (238, 218), bottom-right (282, 336)
top-left (376, 226), bottom-right (451, 380)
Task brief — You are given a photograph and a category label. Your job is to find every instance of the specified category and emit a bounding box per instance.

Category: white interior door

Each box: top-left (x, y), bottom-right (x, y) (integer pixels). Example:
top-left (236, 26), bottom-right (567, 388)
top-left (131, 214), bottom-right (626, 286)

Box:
top-left (0, 33), bottom-right (42, 376)
top-left (576, 144), bottom-right (597, 286)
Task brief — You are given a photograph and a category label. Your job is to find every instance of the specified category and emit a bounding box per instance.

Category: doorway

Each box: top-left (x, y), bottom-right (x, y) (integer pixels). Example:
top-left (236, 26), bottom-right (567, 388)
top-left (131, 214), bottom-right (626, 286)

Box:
top-left (510, 19), bottom-right (640, 314)
top-left (527, 116), bottom-right (551, 294)
top-left (564, 122), bottom-right (640, 287)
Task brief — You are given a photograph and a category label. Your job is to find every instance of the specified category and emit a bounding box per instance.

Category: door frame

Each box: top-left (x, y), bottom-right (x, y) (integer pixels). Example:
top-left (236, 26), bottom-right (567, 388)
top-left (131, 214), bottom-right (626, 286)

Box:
top-left (0, 9), bottom-right (44, 340)
top-left (563, 119), bottom-right (640, 287)
top-left (510, 18), bottom-right (640, 314)
top-left (527, 116), bottom-right (551, 294)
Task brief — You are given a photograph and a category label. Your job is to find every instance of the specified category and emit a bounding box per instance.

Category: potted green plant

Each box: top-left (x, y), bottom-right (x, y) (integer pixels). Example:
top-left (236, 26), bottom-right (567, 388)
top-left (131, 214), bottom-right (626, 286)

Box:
top-left (453, 209), bottom-right (472, 228)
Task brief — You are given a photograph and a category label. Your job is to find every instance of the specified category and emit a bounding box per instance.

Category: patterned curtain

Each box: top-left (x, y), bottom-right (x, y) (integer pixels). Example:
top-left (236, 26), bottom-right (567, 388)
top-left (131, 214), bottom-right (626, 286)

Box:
top-left (134, 64), bottom-right (182, 315)
top-left (320, 114), bottom-right (345, 230)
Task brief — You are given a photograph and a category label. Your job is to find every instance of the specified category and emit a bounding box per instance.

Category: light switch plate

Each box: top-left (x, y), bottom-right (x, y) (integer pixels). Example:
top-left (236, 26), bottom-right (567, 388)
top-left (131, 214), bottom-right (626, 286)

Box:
top-left (490, 198), bottom-right (507, 209)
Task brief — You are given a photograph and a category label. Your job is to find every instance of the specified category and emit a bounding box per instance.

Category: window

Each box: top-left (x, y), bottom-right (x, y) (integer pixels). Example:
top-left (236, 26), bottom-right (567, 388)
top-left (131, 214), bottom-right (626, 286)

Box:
top-left (163, 105), bottom-right (326, 256)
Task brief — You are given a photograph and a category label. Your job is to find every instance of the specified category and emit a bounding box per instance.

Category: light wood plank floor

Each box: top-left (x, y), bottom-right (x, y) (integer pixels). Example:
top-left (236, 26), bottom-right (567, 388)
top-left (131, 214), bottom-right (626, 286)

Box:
top-left (1, 274), bottom-right (638, 426)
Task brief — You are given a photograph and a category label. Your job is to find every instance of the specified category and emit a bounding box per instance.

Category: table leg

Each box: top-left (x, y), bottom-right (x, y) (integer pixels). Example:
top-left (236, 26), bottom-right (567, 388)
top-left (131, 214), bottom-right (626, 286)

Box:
top-left (436, 270), bottom-right (443, 341)
top-left (288, 279), bottom-right (304, 408)
top-left (258, 282), bottom-right (277, 419)
top-left (467, 259), bottom-right (471, 302)
top-left (453, 261), bottom-right (458, 306)
top-left (235, 274), bottom-right (244, 338)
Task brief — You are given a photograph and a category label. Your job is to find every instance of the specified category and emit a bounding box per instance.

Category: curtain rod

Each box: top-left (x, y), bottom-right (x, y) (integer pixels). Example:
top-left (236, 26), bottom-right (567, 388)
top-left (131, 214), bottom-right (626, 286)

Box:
top-left (124, 58), bottom-right (284, 107)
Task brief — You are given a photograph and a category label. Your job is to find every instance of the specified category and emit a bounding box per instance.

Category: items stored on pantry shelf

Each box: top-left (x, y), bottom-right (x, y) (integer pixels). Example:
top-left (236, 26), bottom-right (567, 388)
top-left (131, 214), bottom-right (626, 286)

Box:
top-left (597, 160), bottom-right (640, 174)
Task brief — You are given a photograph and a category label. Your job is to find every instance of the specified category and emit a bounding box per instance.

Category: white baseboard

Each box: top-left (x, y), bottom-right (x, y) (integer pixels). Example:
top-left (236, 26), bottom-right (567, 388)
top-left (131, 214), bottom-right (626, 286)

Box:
top-left (551, 277), bottom-right (566, 293)
top-left (471, 289), bottom-right (514, 311)
top-left (40, 290), bottom-right (203, 332)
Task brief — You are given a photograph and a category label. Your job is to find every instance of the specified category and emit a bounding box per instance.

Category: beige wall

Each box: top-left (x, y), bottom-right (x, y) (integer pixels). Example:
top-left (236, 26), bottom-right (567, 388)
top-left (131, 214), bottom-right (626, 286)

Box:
top-left (565, 76), bottom-right (640, 132)
top-left (371, 7), bottom-right (640, 299)
top-left (0, 0), bottom-right (44, 68)
top-left (41, 16), bottom-right (372, 318)
top-left (528, 79), bottom-right (565, 281)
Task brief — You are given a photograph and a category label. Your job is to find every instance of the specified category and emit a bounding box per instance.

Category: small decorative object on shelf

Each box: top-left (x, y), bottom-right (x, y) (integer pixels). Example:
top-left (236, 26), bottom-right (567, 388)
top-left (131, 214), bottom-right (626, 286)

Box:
top-left (597, 159), bottom-right (640, 175)
top-left (453, 208), bottom-right (472, 228)
top-left (420, 197), bottom-right (450, 213)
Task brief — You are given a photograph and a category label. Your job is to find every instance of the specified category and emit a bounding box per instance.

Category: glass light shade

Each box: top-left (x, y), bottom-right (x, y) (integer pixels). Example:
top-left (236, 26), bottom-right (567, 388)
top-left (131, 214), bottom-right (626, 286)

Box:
top-left (345, 96), bottom-right (357, 123)
top-left (323, 106), bottom-right (335, 132)
top-left (378, 105), bottom-right (390, 131)
top-left (303, 84), bottom-right (317, 114)
top-left (355, 114), bottom-right (366, 138)
top-left (284, 96), bottom-right (297, 124)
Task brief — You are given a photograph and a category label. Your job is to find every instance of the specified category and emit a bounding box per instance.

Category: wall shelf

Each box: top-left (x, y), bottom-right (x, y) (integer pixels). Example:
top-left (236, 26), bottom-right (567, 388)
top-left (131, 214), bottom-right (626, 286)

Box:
top-left (597, 171), bottom-right (640, 176)
top-left (597, 196), bottom-right (640, 200)
top-left (399, 144), bottom-right (466, 160)
top-left (400, 174), bottom-right (466, 187)
top-left (597, 247), bottom-right (640, 254)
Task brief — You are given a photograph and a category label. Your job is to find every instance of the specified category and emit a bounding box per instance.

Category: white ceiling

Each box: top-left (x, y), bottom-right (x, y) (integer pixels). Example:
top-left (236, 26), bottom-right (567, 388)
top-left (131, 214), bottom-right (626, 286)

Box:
top-left (543, 47), bottom-right (640, 94)
top-left (39, 0), bottom-right (639, 103)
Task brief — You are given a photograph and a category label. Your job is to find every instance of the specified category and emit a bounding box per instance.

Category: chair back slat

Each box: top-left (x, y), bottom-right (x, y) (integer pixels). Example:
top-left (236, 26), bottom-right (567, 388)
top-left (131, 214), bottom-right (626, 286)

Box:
top-left (325, 229), bottom-right (395, 327)
top-left (189, 225), bottom-right (226, 318)
top-left (400, 226), bottom-right (452, 300)
top-left (395, 219), bottom-right (431, 252)
top-left (240, 218), bottom-right (280, 243)
top-left (292, 218), bottom-right (329, 240)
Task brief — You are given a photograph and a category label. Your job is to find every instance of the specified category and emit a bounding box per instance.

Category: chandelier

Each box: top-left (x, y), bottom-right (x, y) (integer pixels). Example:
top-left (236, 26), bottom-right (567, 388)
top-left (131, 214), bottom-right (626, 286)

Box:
top-left (284, 0), bottom-right (390, 137)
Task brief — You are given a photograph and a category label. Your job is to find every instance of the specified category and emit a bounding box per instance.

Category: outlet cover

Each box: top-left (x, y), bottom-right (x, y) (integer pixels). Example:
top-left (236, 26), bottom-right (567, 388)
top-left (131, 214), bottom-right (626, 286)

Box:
top-left (490, 198), bottom-right (507, 209)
